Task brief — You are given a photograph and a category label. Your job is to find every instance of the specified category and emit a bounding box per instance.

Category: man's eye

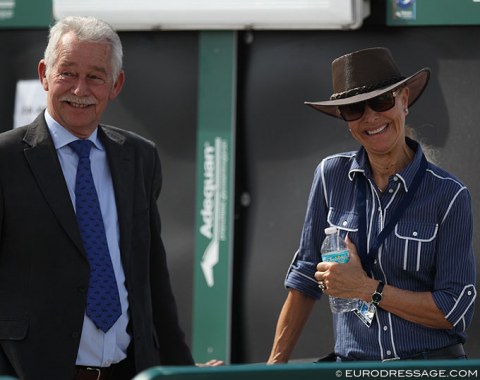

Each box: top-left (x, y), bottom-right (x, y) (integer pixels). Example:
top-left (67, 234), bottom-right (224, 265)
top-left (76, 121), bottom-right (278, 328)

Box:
top-left (89, 75), bottom-right (106, 84)
top-left (59, 72), bottom-right (74, 78)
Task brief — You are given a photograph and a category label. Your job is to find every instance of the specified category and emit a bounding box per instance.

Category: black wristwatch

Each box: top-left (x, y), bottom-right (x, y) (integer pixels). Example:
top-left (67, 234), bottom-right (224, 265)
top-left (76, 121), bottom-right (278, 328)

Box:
top-left (371, 281), bottom-right (385, 306)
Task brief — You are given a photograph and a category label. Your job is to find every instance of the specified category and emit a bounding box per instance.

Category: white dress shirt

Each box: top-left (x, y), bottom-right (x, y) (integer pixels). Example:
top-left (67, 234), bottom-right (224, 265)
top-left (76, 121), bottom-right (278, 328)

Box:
top-left (45, 110), bottom-right (131, 366)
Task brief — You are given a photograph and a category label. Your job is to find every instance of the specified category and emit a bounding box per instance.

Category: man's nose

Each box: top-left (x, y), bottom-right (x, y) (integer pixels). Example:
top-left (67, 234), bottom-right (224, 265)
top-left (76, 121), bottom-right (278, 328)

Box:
top-left (72, 77), bottom-right (90, 96)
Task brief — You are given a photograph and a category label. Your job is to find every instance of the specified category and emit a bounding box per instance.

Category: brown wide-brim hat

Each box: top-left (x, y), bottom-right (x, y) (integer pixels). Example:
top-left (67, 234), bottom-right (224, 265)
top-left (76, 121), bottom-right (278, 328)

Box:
top-left (304, 47), bottom-right (430, 119)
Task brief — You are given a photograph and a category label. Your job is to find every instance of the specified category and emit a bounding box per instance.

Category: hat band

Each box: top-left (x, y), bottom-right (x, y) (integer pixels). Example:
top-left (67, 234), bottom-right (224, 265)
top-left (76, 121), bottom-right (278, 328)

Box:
top-left (330, 76), bottom-right (405, 100)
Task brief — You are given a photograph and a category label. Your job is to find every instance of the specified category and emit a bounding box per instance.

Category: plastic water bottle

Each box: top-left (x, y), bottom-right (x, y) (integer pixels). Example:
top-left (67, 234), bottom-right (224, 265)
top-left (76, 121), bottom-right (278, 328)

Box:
top-left (320, 227), bottom-right (358, 313)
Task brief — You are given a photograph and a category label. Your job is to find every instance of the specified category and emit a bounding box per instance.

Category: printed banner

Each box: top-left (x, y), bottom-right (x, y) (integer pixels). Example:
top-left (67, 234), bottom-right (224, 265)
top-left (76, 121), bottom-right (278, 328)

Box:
top-left (0, 0), bottom-right (52, 28)
top-left (387, 0), bottom-right (480, 26)
top-left (192, 31), bottom-right (237, 363)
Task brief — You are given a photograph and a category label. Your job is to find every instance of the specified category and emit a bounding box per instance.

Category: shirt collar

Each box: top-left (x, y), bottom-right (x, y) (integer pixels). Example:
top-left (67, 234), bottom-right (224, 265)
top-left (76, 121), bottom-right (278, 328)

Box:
top-left (348, 137), bottom-right (425, 192)
top-left (44, 110), bottom-right (104, 152)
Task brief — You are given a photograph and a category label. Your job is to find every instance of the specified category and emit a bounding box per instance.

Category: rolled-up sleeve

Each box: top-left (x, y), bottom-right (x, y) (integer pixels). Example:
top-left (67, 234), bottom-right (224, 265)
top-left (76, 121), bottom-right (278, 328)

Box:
top-left (285, 163), bottom-right (327, 300)
top-left (431, 188), bottom-right (476, 330)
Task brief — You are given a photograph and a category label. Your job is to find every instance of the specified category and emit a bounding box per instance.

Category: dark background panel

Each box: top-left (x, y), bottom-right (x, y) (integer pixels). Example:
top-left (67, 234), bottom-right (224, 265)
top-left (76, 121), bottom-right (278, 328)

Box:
top-left (104, 31), bottom-right (200, 344)
top-left (0, 29), bottom-right (47, 131)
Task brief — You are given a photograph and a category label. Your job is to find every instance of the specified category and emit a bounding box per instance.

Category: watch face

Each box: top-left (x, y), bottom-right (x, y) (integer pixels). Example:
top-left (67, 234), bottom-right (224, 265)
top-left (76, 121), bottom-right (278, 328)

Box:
top-left (372, 292), bottom-right (382, 303)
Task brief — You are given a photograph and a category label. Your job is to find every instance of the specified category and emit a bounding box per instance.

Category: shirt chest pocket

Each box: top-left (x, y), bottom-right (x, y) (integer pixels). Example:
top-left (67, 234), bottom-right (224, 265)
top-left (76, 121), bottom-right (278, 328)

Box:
top-left (394, 222), bottom-right (438, 272)
top-left (327, 208), bottom-right (359, 241)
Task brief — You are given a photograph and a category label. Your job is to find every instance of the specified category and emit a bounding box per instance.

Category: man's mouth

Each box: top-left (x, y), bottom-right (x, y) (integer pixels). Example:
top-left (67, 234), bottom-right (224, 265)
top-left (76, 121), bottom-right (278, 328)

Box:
top-left (66, 101), bottom-right (91, 108)
top-left (60, 95), bottom-right (97, 108)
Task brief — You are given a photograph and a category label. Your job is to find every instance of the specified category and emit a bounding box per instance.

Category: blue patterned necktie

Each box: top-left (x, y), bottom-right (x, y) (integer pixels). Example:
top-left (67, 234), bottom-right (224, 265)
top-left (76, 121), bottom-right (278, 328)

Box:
top-left (70, 139), bottom-right (121, 333)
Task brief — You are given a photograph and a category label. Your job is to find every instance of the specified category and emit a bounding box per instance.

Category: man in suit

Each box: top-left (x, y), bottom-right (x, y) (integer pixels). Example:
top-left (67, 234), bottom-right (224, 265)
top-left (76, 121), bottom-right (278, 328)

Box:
top-left (0, 16), bottom-right (195, 379)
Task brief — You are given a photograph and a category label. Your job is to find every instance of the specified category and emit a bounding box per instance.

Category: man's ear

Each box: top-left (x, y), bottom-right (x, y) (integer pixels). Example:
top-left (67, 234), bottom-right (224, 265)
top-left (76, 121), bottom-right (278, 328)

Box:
top-left (38, 60), bottom-right (49, 91)
top-left (109, 70), bottom-right (125, 100)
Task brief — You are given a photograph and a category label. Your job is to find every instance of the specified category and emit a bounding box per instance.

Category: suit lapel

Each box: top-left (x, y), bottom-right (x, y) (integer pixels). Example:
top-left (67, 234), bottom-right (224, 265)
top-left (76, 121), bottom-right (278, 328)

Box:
top-left (23, 114), bottom-right (85, 254)
top-left (23, 117), bottom-right (135, 263)
top-left (99, 126), bottom-right (135, 266)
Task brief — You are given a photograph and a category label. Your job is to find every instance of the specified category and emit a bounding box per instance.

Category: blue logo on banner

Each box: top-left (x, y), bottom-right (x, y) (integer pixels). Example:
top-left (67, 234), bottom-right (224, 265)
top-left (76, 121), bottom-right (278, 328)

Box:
top-left (394, 0), bottom-right (416, 21)
top-left (396, 0), bottom-right (414, 9)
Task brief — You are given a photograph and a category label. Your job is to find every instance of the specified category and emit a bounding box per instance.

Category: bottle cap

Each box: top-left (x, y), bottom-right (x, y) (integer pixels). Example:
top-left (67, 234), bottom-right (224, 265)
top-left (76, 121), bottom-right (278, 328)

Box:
top-left (324, 226), bottom-right (338, 235)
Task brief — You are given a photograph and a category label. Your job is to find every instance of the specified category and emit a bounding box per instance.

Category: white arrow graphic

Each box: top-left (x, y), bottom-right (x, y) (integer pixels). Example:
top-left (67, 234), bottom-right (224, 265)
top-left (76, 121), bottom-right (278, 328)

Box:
top-left (201, 138), bottom-right (223, 287)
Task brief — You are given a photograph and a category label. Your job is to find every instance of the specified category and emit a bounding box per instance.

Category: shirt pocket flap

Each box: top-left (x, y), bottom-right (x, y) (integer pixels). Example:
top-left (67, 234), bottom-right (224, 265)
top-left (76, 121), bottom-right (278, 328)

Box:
top-left (327, 208), bottom-right (358, 232)
top-left (0, 318), bottom-right (28, 340)
top-left (395, 222), bottom-right (438, 242)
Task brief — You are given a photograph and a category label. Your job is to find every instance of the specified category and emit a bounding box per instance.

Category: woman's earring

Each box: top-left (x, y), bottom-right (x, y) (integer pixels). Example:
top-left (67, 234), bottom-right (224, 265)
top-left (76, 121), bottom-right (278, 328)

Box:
top-left (404, 108), bottom-right (409, 115)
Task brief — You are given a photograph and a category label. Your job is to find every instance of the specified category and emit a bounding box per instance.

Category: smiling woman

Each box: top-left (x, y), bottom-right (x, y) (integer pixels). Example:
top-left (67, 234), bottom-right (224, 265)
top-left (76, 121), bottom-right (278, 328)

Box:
top-left (303, 48), bottom-right (430, 191)
top-left (268, 47), bottom-right (476, 364)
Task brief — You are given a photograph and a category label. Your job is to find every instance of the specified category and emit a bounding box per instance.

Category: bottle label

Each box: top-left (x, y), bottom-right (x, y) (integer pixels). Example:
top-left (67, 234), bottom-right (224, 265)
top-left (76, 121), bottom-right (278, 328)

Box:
top-left (321, 249), bottom-right (349, 263)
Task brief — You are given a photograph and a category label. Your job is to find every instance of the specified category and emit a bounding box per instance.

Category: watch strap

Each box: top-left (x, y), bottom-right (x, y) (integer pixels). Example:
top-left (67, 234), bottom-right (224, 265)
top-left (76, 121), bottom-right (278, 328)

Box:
top-left (371, 281), bottom-right (385, 305)
top-left (376, 280), bottom-right (385, 294)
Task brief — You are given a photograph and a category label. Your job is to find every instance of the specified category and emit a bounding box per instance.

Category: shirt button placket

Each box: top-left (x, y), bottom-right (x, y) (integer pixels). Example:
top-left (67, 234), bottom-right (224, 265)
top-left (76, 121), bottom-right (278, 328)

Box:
top-left (378, 314), bottom-right (393, 359)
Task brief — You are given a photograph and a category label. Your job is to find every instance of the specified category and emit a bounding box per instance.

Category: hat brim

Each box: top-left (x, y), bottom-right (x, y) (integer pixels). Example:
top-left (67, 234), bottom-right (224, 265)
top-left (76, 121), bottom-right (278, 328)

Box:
top-left (304, 68), bottom-right (430, 119)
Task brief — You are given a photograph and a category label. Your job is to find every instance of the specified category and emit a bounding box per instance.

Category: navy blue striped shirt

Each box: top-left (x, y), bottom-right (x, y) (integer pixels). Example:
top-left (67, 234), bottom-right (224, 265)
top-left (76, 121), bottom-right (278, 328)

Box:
top-left (286, 138), bottom-right (476, 360)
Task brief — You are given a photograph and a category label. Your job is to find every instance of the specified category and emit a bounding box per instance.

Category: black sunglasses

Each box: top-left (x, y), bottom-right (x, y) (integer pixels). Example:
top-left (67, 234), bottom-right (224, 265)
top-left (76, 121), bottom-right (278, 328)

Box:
top-left (338, 89), bottom-right (401, 122)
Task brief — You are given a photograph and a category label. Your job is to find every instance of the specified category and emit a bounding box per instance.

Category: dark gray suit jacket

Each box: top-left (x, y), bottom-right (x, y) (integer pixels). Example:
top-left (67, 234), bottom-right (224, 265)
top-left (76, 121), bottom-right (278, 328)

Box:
top-left (0, 113), bottom-right (194, 379)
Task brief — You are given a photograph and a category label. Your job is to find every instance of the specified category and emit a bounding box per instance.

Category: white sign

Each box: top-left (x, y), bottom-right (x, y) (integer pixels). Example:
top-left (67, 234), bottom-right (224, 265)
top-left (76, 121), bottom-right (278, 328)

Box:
top-left (14, 79), bottom-right (47, 129)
